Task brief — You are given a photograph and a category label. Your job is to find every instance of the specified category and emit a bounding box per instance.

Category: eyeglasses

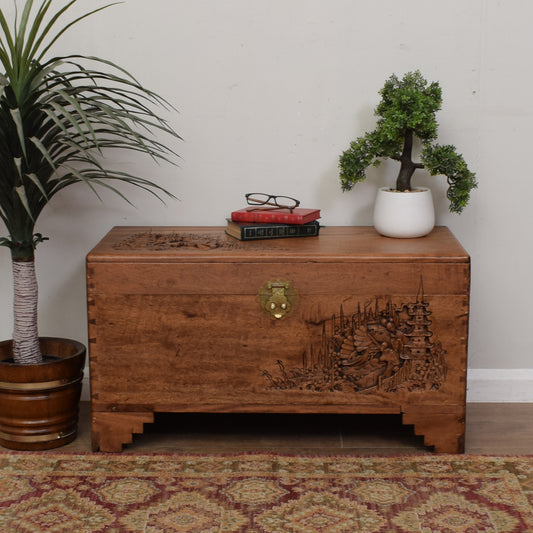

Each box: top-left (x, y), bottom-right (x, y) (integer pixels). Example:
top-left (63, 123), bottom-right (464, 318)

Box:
top-left (245, 193), bottom-right (300, 212)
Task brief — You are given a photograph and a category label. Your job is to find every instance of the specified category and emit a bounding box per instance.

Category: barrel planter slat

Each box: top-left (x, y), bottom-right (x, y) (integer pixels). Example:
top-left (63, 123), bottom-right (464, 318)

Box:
top-left (0, 338), bottom-right (85, 450)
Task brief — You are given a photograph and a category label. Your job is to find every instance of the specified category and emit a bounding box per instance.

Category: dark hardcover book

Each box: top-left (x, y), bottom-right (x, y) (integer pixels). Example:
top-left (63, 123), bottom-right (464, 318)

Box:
top-left (230, 207), bottom-right (321, 225)
top-left (225, 219), bottom-right (320, 241)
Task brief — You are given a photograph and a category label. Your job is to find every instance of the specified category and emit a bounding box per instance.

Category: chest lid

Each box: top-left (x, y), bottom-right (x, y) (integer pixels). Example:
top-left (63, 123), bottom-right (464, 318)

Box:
top-left (87, 226), bottom-right (469, 264)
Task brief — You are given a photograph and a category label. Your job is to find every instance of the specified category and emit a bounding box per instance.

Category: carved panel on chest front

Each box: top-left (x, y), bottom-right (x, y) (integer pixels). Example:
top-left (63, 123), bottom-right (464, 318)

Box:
top-left (112, 232), bottom-right (245, 250)
top-left (262, 280), bottom-right (447, 394)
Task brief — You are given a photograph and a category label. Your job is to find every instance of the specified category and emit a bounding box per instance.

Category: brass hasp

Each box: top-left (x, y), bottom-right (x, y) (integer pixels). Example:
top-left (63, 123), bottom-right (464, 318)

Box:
top-left (258, 279), bottom-right (298, 319)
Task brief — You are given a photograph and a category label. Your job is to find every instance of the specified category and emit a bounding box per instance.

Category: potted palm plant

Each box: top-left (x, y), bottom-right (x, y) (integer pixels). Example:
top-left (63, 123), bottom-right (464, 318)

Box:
top-left (339, 71), bottom-right (477, 238)
top-left (0, 0), bottom-right (180, 449)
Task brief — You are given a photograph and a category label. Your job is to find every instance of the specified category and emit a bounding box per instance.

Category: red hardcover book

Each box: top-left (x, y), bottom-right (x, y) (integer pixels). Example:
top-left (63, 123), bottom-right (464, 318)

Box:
top-left (231, 207), bottom-right (321, 225)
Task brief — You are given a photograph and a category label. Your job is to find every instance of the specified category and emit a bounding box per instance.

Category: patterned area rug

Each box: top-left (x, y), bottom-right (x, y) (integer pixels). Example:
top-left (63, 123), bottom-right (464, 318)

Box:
top-left (0, 453), bottom-right (532, 532)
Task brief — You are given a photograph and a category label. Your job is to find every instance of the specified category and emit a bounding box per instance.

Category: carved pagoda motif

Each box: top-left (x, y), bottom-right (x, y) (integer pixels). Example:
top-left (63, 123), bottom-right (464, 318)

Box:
top-left (262, 279), bottom-right (447, 393)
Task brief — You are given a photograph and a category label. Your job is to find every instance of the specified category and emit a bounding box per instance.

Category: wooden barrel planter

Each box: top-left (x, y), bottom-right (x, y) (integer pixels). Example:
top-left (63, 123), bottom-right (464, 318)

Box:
top-left (0, 337), bottom-right (86, 450)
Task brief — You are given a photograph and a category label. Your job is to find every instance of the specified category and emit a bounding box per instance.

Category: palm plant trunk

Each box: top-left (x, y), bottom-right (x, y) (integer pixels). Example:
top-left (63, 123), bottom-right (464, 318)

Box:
top-left (12, 259), bottom-right (42, 364)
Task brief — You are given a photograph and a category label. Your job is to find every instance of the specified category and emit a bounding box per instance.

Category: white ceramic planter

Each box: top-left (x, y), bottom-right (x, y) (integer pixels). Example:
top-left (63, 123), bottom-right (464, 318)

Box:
top-left (373, 187), bottom-right (435, 238)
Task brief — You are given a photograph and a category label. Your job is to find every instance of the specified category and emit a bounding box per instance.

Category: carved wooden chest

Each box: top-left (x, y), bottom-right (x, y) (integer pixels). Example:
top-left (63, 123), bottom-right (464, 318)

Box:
top-left (86, 226), bottom-right (470, 452)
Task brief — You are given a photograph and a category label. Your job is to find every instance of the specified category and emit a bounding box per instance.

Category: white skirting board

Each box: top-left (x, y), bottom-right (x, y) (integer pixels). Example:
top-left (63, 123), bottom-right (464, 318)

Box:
top-left (466, 369), bottom-right (533, 403)
top-left (80, 369), bottom-right (533, 403)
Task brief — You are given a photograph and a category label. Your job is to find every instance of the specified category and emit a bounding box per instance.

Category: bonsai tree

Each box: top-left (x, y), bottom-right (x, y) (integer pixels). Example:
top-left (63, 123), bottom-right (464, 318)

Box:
top-left (0, 0), bottom-right (180, 365)
top-left (339, 70), bottom-right (477, 213)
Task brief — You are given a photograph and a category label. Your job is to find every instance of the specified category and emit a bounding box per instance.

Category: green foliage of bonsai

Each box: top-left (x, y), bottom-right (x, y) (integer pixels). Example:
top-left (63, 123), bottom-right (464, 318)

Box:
top-left (339, 71), bottom-right (477, 213)
top-left (0, 0), bottom-right (181, 364)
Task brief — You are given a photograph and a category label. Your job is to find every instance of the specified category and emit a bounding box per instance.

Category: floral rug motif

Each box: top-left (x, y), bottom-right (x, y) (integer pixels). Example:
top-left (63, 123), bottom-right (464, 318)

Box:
top-left (0, 453), bottom-right (532, 532)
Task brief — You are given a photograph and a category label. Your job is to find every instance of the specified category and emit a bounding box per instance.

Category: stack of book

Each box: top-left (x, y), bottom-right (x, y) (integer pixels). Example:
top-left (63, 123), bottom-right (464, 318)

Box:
top-left (226, 207), bottom-right (321, 241)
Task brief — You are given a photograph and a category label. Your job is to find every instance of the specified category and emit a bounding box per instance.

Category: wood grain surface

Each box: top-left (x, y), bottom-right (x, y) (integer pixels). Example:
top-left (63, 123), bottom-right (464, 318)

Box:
top-left (87, 226), bottom-right (470, 452)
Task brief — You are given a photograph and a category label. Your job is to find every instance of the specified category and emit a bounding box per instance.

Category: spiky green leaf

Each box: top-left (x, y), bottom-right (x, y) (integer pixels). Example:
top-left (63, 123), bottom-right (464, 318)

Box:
top-left (15, 184), bottom-right (34, 220)
top-left (9, 108), bottom-right (27, 160)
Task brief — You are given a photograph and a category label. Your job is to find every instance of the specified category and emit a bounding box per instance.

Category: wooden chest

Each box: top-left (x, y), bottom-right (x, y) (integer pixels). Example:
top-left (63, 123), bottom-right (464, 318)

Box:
top-left (86, 226), bottom-right (470, 452)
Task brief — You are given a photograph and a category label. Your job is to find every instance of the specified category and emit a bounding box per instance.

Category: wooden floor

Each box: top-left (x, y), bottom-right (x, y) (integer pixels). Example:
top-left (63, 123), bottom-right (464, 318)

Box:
top-left (55, 402), bottom-right (533, 455)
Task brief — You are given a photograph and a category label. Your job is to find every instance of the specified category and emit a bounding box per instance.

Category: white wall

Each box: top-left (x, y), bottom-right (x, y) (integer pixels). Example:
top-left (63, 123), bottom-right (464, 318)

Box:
top-left (1, 0), bottom-right (531, 377)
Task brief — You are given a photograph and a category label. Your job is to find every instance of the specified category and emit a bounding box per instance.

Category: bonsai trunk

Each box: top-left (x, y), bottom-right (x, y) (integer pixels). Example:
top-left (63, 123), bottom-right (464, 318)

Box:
top-left (395, 129), bottom-right (424, 191)
top-left (12, 257), bottom-right (42, 365)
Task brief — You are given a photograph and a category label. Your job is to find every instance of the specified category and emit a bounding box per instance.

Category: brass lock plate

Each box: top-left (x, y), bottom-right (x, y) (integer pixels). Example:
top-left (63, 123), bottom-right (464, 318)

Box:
top-left (258, 279), bottom-right (298, 319)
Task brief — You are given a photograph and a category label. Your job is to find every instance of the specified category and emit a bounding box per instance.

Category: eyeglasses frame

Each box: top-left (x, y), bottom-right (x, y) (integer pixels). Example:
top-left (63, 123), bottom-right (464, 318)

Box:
top-left (245, 193), bottom-right (301, 213)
